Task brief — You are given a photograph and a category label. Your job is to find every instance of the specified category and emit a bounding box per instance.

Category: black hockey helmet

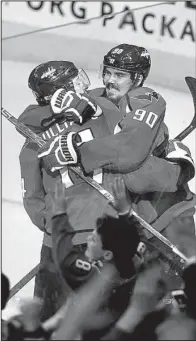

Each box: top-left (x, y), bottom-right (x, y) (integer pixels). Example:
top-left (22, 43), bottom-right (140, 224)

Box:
top-left (28, 61), bottom-right (85, 106)
top-left (103, 44), bottom-right (151, 85)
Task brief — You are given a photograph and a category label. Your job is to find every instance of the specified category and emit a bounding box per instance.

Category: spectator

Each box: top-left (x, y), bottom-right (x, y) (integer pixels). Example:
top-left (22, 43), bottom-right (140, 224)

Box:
top-left (1, 273), bottom-right (50, 340)
top-left (182, 256), bottom-right (196, 319)
top-left (52, 263), bottom-right (117, 340)
top-left (50, 176), bottom-right (142, 338)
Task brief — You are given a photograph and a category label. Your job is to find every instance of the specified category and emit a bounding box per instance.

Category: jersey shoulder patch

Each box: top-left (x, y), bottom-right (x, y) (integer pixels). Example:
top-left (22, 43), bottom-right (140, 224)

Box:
top-left (127, 87), bottom-right (166, 111)
top-left (18, 104), bottom-right (51, 133)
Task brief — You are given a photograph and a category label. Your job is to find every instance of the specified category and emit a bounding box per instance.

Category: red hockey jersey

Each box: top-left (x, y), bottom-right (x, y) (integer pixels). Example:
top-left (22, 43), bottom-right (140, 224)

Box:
top-left (79, 87), bottom-right (167, 173)
top-left (18, 86), bottom-right (194, 246)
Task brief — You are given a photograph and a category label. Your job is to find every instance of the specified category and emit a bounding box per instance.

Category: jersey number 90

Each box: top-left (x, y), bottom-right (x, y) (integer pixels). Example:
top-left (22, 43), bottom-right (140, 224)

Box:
top-left (133, 109), bottom-right (158, 129)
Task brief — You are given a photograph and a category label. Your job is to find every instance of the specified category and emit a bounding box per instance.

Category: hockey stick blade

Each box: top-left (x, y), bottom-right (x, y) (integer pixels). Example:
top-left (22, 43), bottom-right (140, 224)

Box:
top-left (175, 76), bottom-right (196, 141)
top-left (2, 107), bottom-right (189, 264)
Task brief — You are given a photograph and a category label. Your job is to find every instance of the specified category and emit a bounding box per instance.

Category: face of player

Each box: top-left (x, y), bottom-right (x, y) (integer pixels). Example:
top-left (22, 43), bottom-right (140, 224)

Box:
top-left (85, 229), bottom-right (113, 262)
top-left (103, 67), bottom-right (134, 104)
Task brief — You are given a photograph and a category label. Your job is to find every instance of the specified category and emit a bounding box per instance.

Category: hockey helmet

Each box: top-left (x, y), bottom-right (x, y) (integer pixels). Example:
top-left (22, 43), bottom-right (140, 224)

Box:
top-left (28, 61), bottom-right (90, 106)
top-left (103, 44), bottom-right (151, 85)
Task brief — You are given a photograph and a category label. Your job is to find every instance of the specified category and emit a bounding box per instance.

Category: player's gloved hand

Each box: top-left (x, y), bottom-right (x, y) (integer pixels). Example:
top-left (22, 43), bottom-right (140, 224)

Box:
top-left (37, 132), bottom-right (80, 172)
top-left (50, 88), bottom-right (102, 125)
top-left (165, 139), bottom-right (195, 183)
top-left (165, 139), bottom-right (194, 165)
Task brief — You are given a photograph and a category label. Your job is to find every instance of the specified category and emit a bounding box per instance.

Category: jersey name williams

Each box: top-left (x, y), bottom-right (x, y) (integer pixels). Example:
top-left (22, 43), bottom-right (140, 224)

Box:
top-left (41, 121), bottom-right (74, 141)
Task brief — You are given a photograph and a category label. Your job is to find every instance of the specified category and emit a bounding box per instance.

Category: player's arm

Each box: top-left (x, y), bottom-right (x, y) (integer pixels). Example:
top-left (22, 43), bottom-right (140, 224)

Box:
top-left (123, 137), bottom-right (195, 194)
top-left (78, 99), bottom-right (165, 174)
top-left (123, 156), bottom-right (181, 194)
top-left (19, 140), bottom-right (46, 231)
top-left (51, 182), bottom-right (95, 290)
top-left (37, 95), bottom-right (165, 174)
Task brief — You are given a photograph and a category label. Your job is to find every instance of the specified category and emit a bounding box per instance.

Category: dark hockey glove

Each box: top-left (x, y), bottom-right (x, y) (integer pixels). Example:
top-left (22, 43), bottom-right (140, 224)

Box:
top-left (38, 132), bottom-right (80, 172)
top-left (165, 139), bottom-right (195, 184)
top-left (51, 88), bottom-right (102, 125)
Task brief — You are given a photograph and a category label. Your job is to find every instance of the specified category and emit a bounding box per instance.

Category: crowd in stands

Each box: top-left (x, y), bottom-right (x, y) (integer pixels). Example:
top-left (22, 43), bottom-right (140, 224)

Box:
top-left (2, 257), bottom-right (196, 340)
top-left (2, 215), bottom-right (196, 340)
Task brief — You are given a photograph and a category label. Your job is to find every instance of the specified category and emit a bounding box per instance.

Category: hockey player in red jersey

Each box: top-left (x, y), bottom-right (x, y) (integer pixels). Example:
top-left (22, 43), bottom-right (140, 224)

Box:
top-left (17, 60), bottom-right (93, 321)
top-left (38, 44), bottom-right (196, 261)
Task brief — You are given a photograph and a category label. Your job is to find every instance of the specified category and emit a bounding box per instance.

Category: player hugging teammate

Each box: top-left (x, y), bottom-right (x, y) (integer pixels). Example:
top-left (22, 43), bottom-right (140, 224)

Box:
top-left (16, 43), bottom-right (196, 321)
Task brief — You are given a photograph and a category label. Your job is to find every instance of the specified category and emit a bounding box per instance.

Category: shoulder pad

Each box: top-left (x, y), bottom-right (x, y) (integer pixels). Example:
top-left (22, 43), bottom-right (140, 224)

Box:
top-left (18, 104), bottom-right (51, 133)
top-left (126, 87), bottom-right (166, 110)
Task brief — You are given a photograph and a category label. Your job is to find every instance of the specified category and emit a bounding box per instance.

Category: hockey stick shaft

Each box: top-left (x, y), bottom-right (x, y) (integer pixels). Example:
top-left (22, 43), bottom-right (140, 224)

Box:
top-left (175, 77), bottom-right (196, 141)
top-left (7, 234), bottom-right (92, 301)
top-left (1, 107), bottom-right (189, 263)
top-left (8, 263), bottom-right (42, 300)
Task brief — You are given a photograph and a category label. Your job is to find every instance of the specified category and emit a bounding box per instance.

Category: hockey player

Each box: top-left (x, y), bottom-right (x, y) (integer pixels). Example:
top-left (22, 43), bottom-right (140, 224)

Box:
top-left (38, 44), bottom-right (196, 261)
top-left (17, 60), bottom-right (93, 322)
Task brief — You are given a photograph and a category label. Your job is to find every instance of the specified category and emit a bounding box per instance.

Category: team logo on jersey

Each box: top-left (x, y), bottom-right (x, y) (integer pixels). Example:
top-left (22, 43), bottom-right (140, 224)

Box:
top-left (133, 91), bottom-right (159, 102)
top-left (151, 91), bottom-right (159, 100)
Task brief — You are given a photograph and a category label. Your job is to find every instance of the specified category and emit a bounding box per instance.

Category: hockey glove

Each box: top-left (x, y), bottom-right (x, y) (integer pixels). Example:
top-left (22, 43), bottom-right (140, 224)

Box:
top-left (50, 88), bottom-right (102, 125)
top-left (38, 132), bottom-right (80, 172)
top-left (165, 139), bottom-right (195, 184)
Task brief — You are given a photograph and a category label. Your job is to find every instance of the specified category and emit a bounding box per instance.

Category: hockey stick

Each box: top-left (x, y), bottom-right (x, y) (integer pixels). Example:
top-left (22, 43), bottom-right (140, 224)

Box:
top-left (175, 77), bottom-right (196, 141)
top-left (8, 263), bottom-right (42, 300)
top-left (1, 106), bottom-right (190, 264)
